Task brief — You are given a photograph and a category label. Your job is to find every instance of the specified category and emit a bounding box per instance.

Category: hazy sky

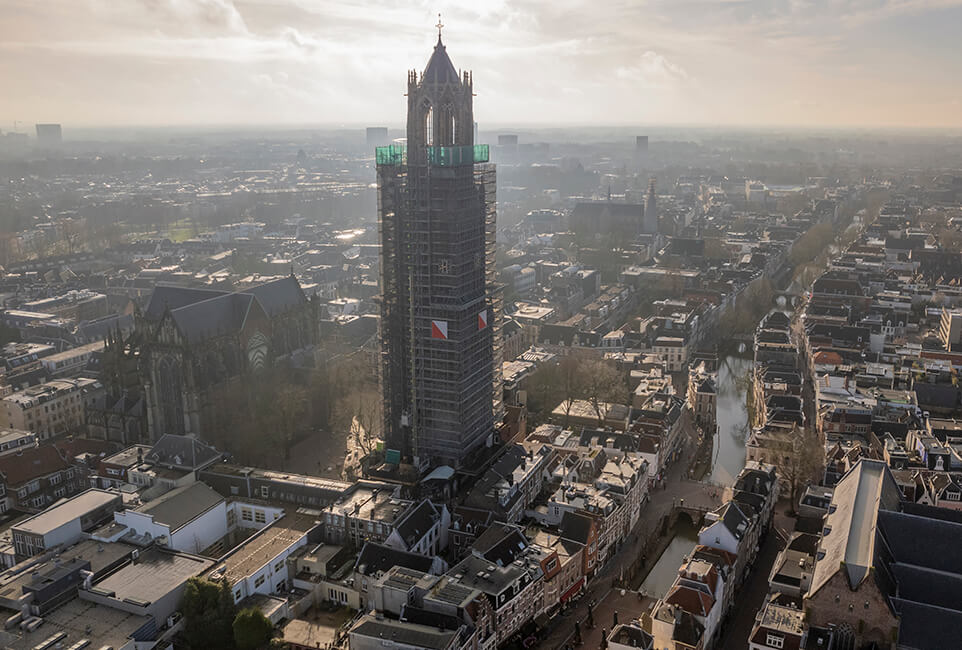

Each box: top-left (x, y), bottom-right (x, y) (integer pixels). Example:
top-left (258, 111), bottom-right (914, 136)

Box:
top-left (2, 0), bottom-right (961, 129)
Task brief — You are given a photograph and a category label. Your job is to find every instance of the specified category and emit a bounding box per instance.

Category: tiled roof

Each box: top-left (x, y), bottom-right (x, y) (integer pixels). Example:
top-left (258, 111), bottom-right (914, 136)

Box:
top-left (0, 444), bottom-right (70, 486)
top-left (665, 584), bottom-right (714, 617)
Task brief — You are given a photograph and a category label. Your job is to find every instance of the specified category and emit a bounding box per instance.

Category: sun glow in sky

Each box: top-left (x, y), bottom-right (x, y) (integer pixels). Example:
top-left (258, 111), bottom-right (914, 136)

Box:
top-left (1, 0), bottom-right (961, 128)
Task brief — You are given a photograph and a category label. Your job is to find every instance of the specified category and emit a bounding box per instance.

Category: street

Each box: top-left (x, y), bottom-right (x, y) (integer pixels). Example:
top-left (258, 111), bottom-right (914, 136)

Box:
top-left (537, 430), bottom-right (724, 649)
top-left (717, 522), bottom-right (786, 649)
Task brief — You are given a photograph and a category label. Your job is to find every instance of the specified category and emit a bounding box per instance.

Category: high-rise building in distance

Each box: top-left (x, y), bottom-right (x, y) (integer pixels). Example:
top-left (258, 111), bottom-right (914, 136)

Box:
top-left (376, 32), bottom-right (502, 471)
top-left (35, 123), bottom-right (62, 147)
top-left (366, 127), bottom-right (389, 147)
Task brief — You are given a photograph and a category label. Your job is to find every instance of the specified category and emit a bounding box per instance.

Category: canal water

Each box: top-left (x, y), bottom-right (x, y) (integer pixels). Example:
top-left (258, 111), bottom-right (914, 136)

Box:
top-left (639, 519), bottom-right (700, 598)
top-left (709, 354), bottom-right (753, 486)
top-left (639, 355), bottom-right (753, 598)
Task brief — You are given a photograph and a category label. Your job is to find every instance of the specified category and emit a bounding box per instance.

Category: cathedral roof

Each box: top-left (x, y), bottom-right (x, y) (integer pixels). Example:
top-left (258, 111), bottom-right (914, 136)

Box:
top-left (143, 285), bottom-right (228, 321)
top-left (422, 37), bottom-right (459, 85)
top-left (169, 292), bottom-right (262, 344)
top-left (244, 275), bottom-right (307, 317)
top-left (143, 277), bottom-right (308, 343)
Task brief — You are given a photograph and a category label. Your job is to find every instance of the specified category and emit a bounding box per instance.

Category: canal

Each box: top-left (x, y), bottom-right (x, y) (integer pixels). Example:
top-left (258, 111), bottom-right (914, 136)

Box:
top-left (709, 354), bottom-right (753, 486)
top-left (640, 354), bottom-right (753, 598)
top-left (639, 519), bottom-right (700, 598)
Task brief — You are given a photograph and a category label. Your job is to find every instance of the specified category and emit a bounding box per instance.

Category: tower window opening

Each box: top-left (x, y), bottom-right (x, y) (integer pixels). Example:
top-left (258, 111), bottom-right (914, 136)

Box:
top-left (425, 106), bottom-right (434, 146)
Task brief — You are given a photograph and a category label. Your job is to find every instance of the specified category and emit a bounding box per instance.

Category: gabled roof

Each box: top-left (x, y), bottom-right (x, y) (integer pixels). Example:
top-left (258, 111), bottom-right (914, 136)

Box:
top-left (559, 511), bottom-right (593, 545)
top-left (242, 275), bottom-right (307, 317)
top-left (143, 285), bottom-right (228, 321)
top-left (893, 599), bottom-right (962, 650)
top-left (665, 583), bottom-right (714, 617)
top-left (670, 607), bottom-right (705, 647)
top-left (0, 444), bottom-right (70, 486)
top-left (707, 500), bottom-right (750, 541)
top-left (473, 525), bottom-right (528, 567)
top-left (394, 499), bottom-right (441, 548)
top-left (609, 623), bottom-right (653, 649)
top-left (878, 508), bottom-right (962, 576)
top-left (144, 277), bottom-right (308, 343)
top-left (732, 490), bottom-right (766, 516)
top-left (169, 292), bottom-right (259, 344)
top-left (147, 434), bottom-right (221, 470)
top-left (809, 459), bottom-right (901, 596)
top-left (355, 541), bottom-right (436, 577)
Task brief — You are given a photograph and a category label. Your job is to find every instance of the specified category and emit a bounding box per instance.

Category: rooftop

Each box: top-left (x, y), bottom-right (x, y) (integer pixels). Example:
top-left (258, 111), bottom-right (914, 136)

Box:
top-left (135, 482), bottom-right (224, 532)
top-left (350, 614), bottom-right (458, 650)
top-left (101, 444), bottom-right (152, 468)
top-left (92, 547), bottom-right (213, 605)
top-left (3, 378), bottom-right (100, 407)
top-left (329, 483), bottom-right (412, 524)
top-left (14, 489), bottom-right (119, 536)
top-left (217, 508), bottom-right (320, 585)
top-left (40, 340), bottom-right (105, 364)
top-left (810, 459), bottom-right (902, 595)
top-left (280, 618), bottom-right (337, 649)
top-left (0, 597), bottom-right (150, 650)
top-left (758, 599), bottom-right (805, 635)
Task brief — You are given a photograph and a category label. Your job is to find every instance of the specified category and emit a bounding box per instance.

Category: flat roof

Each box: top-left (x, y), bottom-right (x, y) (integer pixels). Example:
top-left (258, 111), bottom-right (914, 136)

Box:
top-left (102, 444), bottom-right (152, 468)
top-left (14, 490), bottom-right (119, 537)
top-left (0, 429), bottom-right (34, 444)
top-left (330, 485), bottom-right (412, 524)
top-left (299, 542), bottom-right (343, 565)
top-left (759, 601), bottom-right (805, 634)
top-left (136, 482), bottom-right (224, 531)
top-left (94, 547), bottom-right (214, 604)
top-left (281, 618), bottom-right (337, 649)
top-left (218, 509), bottom-right (320, 585)
top-left (67, 539), bottom-right (136, 574)
top-left (205, 463), bottom-right (352, 492)
top-left (40, 341), bottom-right (105, 363)
top-left (0, 595), bottom-right (150, 650)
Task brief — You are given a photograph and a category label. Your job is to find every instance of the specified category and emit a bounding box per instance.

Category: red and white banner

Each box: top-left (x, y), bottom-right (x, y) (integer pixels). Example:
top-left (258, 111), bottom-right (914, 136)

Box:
top-left (478, 309), bottom-right (488, 330)
top-left (431, 320), bottom-right (448, 340)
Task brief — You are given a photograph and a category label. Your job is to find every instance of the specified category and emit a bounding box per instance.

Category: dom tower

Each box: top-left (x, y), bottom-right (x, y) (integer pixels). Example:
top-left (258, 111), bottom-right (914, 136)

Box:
top-left (376, 29), bottom-right (502, 471)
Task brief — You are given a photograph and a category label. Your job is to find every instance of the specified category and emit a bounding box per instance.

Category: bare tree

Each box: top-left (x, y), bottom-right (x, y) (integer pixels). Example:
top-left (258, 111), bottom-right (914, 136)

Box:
top-left (59, 219), bottom-right (84, 255)
top-left (579, 359), bottom-right (626, 427)
top-left (347, 386), bottom-right (382, 459)
top-left (274, 382), bottom-right (309, 461)
top-left (781, 424), bottom-right (825, 510)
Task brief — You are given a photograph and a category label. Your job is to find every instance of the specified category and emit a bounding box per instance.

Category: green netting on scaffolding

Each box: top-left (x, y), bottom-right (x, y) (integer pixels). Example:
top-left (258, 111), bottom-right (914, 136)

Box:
top-left (376, 144), bottom-right (406, 165)
top-left (426, 144), bottom-right (490, 166)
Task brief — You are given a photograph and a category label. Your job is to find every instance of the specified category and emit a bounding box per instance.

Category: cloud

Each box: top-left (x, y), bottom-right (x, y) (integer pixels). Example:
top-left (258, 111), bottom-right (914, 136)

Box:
top-left (136, 0), bottom-right (248, 34)
top-left (0, 0), bottom-right (960, 127)
top-left (615, 51), bottom-right (689, 88)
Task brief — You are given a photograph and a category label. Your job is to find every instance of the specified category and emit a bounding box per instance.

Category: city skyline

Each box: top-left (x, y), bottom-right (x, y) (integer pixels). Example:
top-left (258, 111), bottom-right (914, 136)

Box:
top-left (2, 0), bottom-right (962, 129)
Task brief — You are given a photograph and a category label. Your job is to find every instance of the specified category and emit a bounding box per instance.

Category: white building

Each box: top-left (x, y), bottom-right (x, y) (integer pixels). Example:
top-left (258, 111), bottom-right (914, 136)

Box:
top-left (12, 489), bottom-right (121, 560)
top-left (211, 507), bottom-right (319, 605)
top-left (108, 482), bottom-right (226, 554)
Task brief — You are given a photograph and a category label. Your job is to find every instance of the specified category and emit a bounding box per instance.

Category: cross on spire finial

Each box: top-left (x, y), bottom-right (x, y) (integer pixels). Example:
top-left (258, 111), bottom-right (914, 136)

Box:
top-left (436, 13), bottom-right (444, 40)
